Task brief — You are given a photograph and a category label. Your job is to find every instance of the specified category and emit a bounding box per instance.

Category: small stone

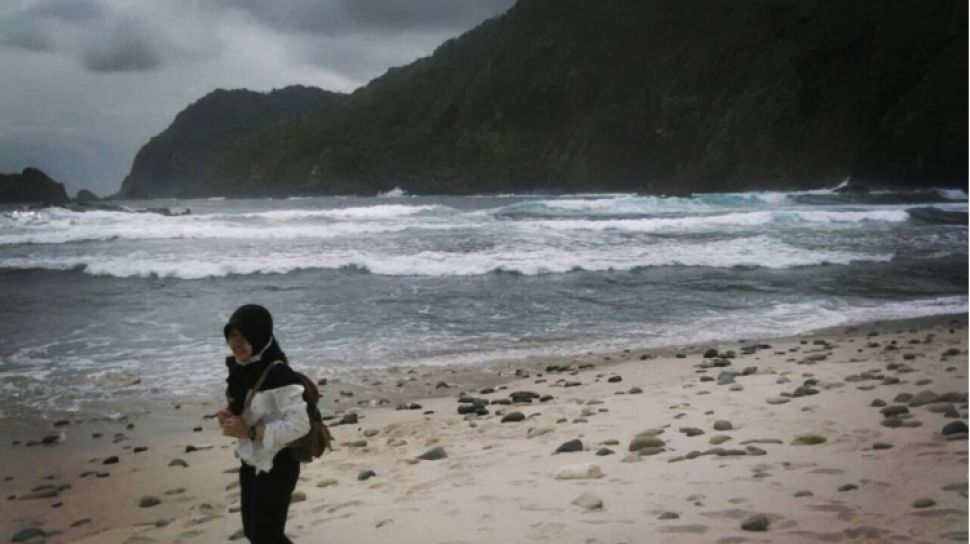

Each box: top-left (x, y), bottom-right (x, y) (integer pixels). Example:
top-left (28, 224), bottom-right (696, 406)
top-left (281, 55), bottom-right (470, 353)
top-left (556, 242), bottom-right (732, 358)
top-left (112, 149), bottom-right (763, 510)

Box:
top-left (290, 491), bottom-right (306, 503)
top-left (942, 421), bottom-right (969, 436)
top-left (709, 435), bottom-right (731, 445)
top-left (139, 496), bottom-right (161, 508)
top-left (363, 428), bottom-right (380, 437)
top-left (607, 376), bottom-right (622, 383)
top-left (417, 447), bottom-right (447, 461)
top-left (766, 397), bottom-right (789, 405)
top-left (912, 498), bottom-right (936, 508)
top-left (741, 514), bottom-right (770, 532)
top-left (554, 439), bottom-right (584, 454)
top-left (680, 427), bottom-right (704, 437)
top-left (348, 439), bottom-right (368, 448)
top-left (713, 420), bottom-right (733, 431)
top-left (571, 491), bottom-right (603, 510)
top-left (793, 490), bottom-right (813, 497)
top-left (838, 484), bottom-right (858, 492)
top-left (501, 411), bottom-right (525, 423)
top-left (872, 442), bottom-right (893, 450)
top-left (629, 435), bottom-right (665, 451)
top-left (553, 463), bottom-right (603, 480)
top-left (870, 399), bottom-right (887, 407)
top-left (658, 511), bottom-right (679, 520)
top-left (168, 459), bottom-right (188, 468)
top-left (316, 478), bottom-right (338, 488)
top-left (595, 447), bottom-right (614, 456)
top-left (11, 528), bottom-right (46, 542)
top-left (358, 470), bottom-right (376, 481)
top-left (791, 434), bottom-right (826, 446)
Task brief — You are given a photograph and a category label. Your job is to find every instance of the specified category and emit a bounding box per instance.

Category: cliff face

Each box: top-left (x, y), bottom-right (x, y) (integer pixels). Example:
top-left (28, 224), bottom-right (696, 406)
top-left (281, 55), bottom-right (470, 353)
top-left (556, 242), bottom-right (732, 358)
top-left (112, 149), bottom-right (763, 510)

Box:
top-left (118, 85), bottom-right (347, 198)
top-left (124, 0), bottom-right (967, 197)
top-left (0, 168), bottom-right (69, 203)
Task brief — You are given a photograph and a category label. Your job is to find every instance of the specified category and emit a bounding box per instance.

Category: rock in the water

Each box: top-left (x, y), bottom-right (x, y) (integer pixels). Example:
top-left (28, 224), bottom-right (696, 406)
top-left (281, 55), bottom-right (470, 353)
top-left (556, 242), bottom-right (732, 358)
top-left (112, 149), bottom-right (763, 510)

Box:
top-left (501, 411), bottom-right (525, 423)
top-left (139, 496), bottom-right (161, 508)
top-left (741, 514), bottom-right (770, 531)
top-left (912, 498), bottom-right (936, 508)
top-left (11, 528), bottom-right (46, 543)
top-left (791, 434), bottom-right (827, 446)
top-left (571, 491), bottom-right (603, 510)
top-left (554, 439), bottom-right (584, 454)
top-left (417, 446), bottom-right (447, 461)
top-left (554, 463), bottom-right (603, 480)
top-left (942, 421), bottom-right (968, 436)
top-left (358, 470), bottom-right (376, 481)
top-left (713, 420), bottom-right (733, 431)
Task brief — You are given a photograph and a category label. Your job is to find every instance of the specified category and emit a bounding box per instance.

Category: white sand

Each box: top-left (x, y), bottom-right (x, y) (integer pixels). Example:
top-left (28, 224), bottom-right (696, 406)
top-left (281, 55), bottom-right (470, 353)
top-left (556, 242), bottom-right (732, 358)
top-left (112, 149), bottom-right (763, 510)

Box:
top-left (2, 314), bottom-right (967, 543)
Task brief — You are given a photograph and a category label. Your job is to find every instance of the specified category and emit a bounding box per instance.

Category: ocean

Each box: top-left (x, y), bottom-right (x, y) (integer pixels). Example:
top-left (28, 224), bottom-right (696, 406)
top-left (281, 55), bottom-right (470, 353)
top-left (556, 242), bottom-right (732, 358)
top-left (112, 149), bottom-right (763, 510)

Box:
top-left (0, 184), bottom-right (966, 421)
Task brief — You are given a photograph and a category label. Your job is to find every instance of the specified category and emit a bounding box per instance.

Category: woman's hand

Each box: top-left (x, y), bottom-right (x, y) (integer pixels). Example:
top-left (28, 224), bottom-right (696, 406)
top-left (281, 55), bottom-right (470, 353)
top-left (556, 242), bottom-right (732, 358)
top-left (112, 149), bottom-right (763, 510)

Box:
top-left (221, 415), bottom-right (249, 439)
top-left (216, 406), bottom-right (232, 426)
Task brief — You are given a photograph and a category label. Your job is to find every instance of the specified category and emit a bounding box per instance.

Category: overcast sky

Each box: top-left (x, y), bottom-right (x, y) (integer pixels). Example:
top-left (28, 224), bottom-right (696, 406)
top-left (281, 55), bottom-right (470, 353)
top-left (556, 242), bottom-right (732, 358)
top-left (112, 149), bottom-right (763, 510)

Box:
top-left (0, 0), bottom-right (516, 196)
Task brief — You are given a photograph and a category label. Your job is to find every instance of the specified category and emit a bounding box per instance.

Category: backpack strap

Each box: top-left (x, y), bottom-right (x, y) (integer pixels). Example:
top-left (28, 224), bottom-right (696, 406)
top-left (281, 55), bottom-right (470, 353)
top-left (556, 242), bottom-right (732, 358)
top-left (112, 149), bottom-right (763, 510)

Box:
top-left (243, 360), bottom-right (284, 412)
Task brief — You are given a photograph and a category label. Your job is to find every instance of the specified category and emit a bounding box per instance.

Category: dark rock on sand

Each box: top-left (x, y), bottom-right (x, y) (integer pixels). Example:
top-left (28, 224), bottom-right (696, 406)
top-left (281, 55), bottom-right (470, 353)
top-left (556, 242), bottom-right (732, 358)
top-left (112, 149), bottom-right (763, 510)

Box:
top-left (103, 456), bottom-right (119, 465)
top-left (658, 511), bottom-right (680, 519)
top-left (338, 413), bottom-right (359, 425)
top-left (501, 412), bottom-right (526, 423)
top-left (417, 447), bottom-right (447, 461)
top-left (11, 528), bottom-right (47, 543)
top-left (942, 421), bottom-right (968, 436)
top-left (870, 399), bottom-right (887, 407)
top-left (139, 496), bottom-right (161, 507)
top-left (680, 427), bottom-right (705, 437)
top-left (873, 442), bottom-right (894, 450)
top-left (741, 514), bottom-right (770, 531)
top-left (358, 470), bottom-right (376, 481)
top-left (713, 420), bottom-right (733, 431)
top-left (912, 498), bottom-right (936, 508)
top-left (838, 484), bottom-right (858, 492)
top-left (555, 439), bottom-right (584, 454)
top-left (607, 376), bottom-right (622, 383)
top-left (703, 348), bottom-right (719, 358)
top-left (168, 459), bottom-right (188, 468)
top-left (791, 434), bottom-right (827, 446)
top-left (880, 405), bottom-right (909, 417)
top-left (909, 390), bottom-right (940, 407)
top-left (595, 448), bottom-right (614, 456)
top-left (629, 435), bottom-right (666, 452)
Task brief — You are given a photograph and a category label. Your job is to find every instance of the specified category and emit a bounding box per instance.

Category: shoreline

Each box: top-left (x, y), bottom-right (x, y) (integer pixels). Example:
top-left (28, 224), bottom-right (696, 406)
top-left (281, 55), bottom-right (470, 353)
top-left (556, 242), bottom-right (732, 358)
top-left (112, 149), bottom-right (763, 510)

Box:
top-left (1, 311), bottom-right (966, 543)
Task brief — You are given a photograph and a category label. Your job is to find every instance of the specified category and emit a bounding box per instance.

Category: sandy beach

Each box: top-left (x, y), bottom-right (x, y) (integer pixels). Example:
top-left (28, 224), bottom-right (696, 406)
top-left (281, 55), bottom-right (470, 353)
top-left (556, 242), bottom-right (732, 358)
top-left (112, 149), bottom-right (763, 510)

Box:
top-left (2, 313), bottom-right (967, 544)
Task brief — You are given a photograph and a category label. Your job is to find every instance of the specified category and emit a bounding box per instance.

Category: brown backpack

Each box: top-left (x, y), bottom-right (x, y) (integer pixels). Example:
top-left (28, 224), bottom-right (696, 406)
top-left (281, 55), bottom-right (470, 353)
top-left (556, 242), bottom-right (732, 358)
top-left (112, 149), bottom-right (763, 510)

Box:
top-left (247, 360), bottom-right (334, 463)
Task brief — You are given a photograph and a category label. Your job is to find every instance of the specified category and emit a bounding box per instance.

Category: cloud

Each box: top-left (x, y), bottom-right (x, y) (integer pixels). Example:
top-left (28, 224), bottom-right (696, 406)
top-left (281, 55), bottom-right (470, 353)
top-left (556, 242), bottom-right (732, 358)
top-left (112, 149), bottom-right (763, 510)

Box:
top-left (0, 0), bottom-right (517, 193)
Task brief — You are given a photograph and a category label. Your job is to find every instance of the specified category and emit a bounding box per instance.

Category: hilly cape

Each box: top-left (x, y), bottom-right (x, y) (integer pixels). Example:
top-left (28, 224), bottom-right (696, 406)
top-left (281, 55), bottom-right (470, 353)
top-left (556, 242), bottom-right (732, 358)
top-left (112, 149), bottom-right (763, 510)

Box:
top-left (119, 0), bottom-right (968, 198)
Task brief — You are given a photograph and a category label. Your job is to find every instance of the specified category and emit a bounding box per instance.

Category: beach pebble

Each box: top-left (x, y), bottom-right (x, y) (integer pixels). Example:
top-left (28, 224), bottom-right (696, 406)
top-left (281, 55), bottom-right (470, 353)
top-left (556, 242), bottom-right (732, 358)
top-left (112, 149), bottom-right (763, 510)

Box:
top-left (703, 348), bottom-right (719, 358)
top-left (358, 470), bottom-right (376, 481)
top-left (942, 421), bottom-right (968, 436)
top-left (316, 478), bottom-right (338, 487)
top-left (553, 463), bottom-right (603, 480)
top-left (838, 484), bottom-right (858, 492)
top-left (621, 453), bottom-right (642, 463)
top-left (11, 528), bottom-right (46, 543)
top-left (629, 435), bottom-right (665, 452)
top-left (709, 435), bottom-right (731, 445)
top-left (229, 528), bottom-right (246, 540)
top-left (872, 442), bottom-right (894, 450)
top-left (766, 397), bottom-right (790, 405)
top-left (628, 387), bottom-right (643, 394)
top-left (417, 447), bottom-right (447, 461)
top-left (729, 384), bottom-right (744, 391)
top-left (139, 496), bottom-right (161, 508)
top-left (70, 519), bottom-right (91, 527)
top-left (791, 434), bottom-right (827, 446)
top-left (658, 512), bottom-right (679, 520)
top-left (290, 491), bottom-right (306, 503)
top-left (348, 439), bottom-right (367, 448)
top-left (554, 439), bottom-right (584, 454)
top-left (793, 490), bottom-right (813, 497)
top-left (680, 427), bottom-right (704, 437)
top-left (909, 391), bottom-right (941, 407)
top-left (713, 420), bottom-right (733, 431)
top-left (595, 448), bottom-right (614, 456)
top-left (526, 427), bottom-right (554, 439)
top-left (745, 446), bottom-right (767, 456)
top-left (168, 459), bottom-right (188, 468)
top-left (880, 405), bottom-right (909, 417)
top-left (571, 491), bottom-right (603, 510)
top-left (741, 514), bottom-right (770, 531)
top-left (912, 498), bottom-right (935, 508)
top-left (363, 428), bottom-right (380, 437)
top-left (338, 413), bottom-right (359, 425)
top-left (102, 456), bottom-right (119, 465)
top-left (870, 399), bottom-right (887, 407)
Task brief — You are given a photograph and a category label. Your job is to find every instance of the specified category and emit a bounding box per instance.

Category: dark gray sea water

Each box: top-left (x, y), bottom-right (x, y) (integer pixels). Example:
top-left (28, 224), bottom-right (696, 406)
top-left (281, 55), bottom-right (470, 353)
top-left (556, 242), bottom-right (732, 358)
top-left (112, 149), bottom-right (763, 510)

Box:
top-left (0, 185), bottom-right (966, 419)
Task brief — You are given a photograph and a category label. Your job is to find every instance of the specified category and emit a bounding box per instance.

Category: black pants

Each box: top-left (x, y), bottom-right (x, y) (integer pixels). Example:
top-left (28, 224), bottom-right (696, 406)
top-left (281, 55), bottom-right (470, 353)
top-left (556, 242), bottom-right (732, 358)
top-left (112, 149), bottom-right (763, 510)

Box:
top-left (239, 449), bottom-right (300, 544)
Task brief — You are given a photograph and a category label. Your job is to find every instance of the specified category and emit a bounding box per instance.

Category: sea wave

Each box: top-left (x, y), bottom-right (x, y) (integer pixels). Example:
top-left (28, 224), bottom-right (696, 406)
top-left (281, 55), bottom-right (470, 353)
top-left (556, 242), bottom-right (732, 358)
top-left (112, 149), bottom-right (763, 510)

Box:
top-left (0, 236), bottom-right (894, 278)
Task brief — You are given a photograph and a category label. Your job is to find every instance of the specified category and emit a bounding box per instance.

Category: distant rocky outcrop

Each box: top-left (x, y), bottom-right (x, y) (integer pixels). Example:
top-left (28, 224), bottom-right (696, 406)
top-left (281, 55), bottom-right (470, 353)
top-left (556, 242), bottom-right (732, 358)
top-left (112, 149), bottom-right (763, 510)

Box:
top-left (119, 85), bottom-right (347, 198)
top-left (76, 189), bottom-right (100, 202)
top-left (0, 168), bottom-right (69, 204)
top-left (122, 0), bottom-right (968, 197)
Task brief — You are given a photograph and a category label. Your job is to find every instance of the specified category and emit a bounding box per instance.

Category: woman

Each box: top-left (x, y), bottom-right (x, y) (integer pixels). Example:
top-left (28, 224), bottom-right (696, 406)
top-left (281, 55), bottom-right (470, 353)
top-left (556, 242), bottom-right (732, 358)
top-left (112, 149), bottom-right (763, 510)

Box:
top-left (218, 304), bottom-right (310, 544)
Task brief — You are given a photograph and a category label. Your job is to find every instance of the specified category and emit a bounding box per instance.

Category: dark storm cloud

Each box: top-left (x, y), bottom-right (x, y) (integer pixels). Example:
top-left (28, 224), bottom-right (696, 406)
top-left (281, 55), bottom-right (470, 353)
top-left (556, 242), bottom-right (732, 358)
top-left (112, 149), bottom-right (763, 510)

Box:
top-left (223, 0), bottom-right (516, 35)
top-left (80, 21), bottom-right (163, 73)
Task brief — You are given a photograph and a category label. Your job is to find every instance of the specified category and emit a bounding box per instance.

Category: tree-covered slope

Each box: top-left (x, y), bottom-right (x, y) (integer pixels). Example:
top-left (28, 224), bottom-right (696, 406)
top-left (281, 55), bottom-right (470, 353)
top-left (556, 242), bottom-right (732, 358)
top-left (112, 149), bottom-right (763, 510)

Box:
top-left (126, 0), bottom-right (967, 197)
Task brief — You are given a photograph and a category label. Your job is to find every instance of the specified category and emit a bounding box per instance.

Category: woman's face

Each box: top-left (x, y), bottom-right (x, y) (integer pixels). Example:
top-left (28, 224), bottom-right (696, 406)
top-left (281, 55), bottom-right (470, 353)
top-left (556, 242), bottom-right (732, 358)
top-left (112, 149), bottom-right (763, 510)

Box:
top-left (226, 328), bottom-right (253, 362)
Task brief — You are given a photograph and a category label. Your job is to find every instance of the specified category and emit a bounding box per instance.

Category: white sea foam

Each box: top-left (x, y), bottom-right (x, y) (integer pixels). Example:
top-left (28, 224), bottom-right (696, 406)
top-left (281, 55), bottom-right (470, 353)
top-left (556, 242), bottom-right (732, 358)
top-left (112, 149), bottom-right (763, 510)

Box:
top-left (0, 235), bottom-right (893, 278)
top-left (936, 188), bottom-right (968, 201)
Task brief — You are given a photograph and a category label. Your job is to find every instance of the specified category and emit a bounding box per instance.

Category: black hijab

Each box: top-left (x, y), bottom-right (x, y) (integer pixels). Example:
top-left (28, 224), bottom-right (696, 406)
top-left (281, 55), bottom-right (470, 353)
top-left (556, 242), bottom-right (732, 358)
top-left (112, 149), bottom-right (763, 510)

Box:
top-left (223, 304), bottom-right (301, 416)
